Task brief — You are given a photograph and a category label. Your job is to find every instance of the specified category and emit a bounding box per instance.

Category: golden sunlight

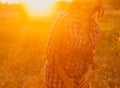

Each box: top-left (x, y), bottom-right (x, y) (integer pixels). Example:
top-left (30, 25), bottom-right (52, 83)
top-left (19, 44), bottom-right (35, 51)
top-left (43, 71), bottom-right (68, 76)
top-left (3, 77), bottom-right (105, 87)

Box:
top-left (24, 0), bottom-right (55, 16)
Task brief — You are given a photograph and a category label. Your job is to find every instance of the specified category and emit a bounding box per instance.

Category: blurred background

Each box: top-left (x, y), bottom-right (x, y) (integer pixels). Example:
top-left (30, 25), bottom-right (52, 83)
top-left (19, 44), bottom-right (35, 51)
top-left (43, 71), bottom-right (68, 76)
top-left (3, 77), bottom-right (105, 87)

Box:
top-left (0, 0), bottom-right (120, 88)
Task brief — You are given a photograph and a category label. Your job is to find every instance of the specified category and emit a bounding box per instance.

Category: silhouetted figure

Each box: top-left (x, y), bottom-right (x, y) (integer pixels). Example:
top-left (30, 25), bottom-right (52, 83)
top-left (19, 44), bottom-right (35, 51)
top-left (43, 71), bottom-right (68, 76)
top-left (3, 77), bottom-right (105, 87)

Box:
top-left (45, 0), bottom-right (103, 88)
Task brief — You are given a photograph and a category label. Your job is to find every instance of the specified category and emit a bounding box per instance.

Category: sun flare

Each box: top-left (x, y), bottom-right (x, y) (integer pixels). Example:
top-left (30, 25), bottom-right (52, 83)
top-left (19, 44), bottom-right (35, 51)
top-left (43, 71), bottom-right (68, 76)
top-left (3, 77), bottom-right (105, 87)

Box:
top-left (23, 0), bottom-right (55, 16)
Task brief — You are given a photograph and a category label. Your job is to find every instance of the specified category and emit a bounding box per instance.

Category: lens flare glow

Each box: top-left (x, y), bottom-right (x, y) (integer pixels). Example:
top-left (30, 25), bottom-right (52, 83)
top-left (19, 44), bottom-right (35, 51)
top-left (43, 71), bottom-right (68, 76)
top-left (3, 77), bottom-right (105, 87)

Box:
top-left (23, 0), bottom-right (55, 16)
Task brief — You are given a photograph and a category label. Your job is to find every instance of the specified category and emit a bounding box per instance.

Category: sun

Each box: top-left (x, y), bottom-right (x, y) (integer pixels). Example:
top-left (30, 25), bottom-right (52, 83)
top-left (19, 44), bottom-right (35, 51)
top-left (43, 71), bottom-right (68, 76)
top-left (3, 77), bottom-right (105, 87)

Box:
top-left (23, 0), bottom-right (55, 16)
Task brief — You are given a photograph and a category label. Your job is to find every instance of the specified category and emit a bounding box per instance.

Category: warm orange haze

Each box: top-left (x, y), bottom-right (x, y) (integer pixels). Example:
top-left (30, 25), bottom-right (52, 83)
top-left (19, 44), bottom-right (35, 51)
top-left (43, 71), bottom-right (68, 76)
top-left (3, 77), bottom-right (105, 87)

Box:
top-left (0, 0), bottom-right (72, 17)
top-left (0, 0), bottom-right (120, 88)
